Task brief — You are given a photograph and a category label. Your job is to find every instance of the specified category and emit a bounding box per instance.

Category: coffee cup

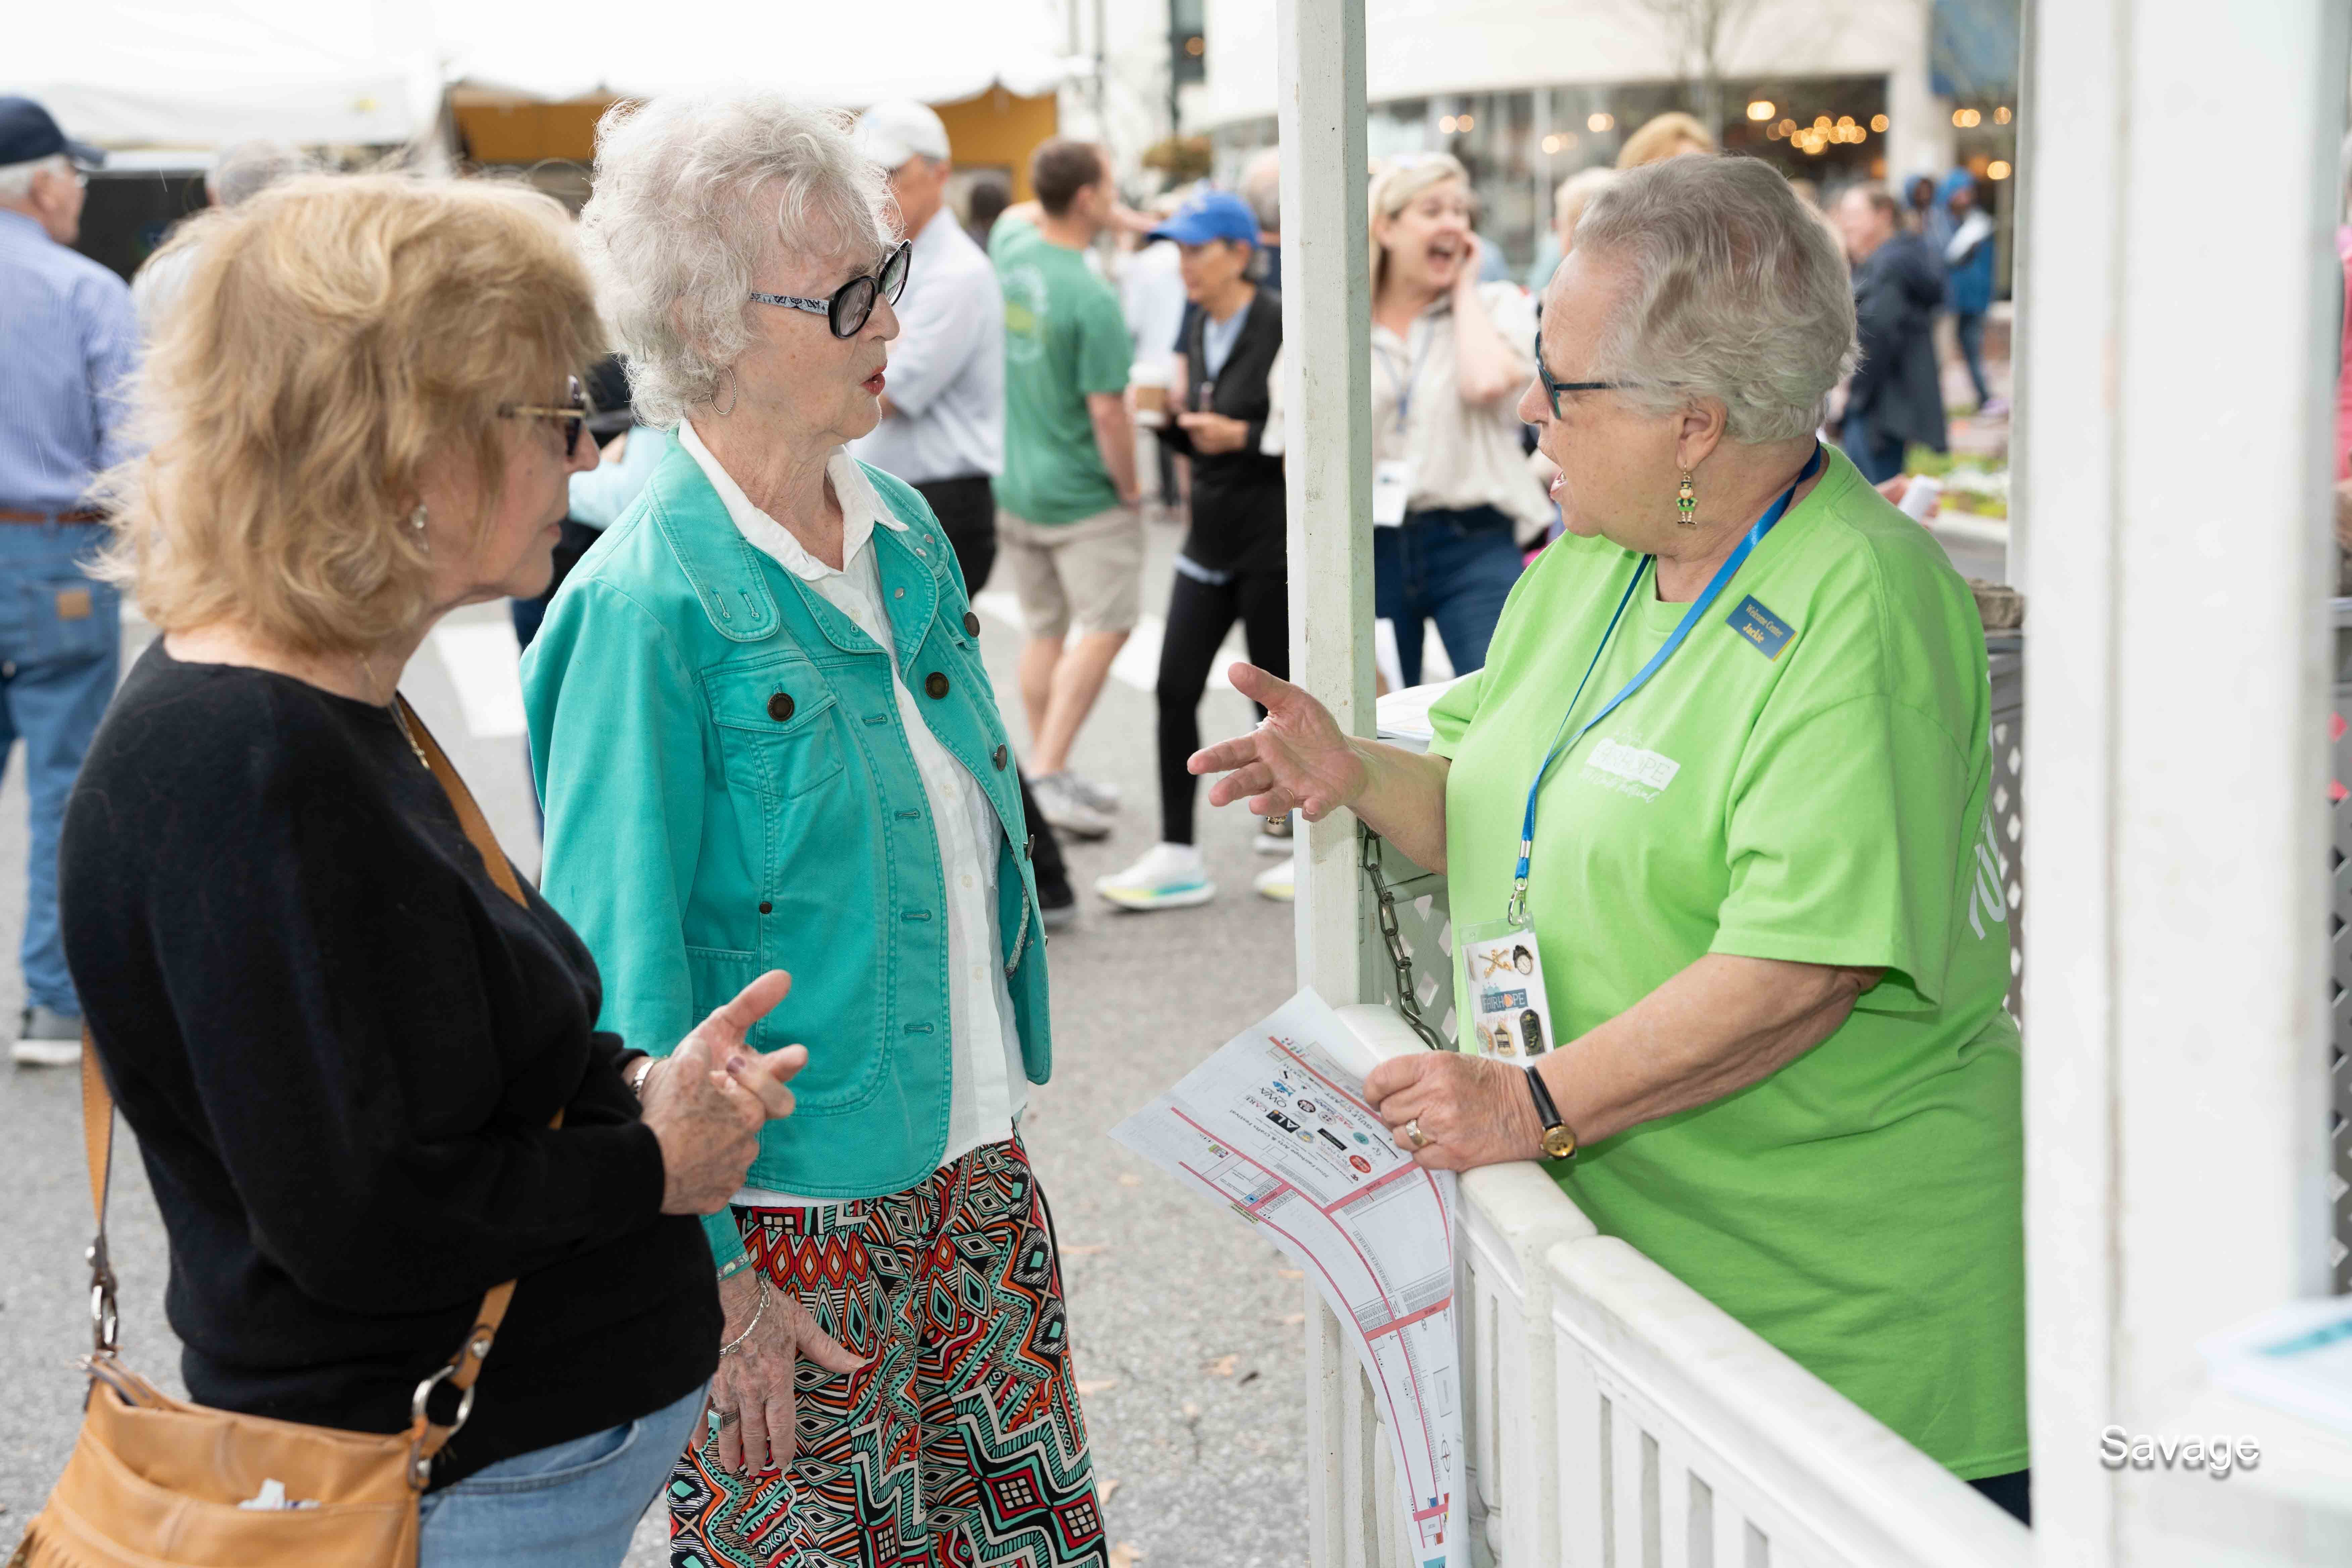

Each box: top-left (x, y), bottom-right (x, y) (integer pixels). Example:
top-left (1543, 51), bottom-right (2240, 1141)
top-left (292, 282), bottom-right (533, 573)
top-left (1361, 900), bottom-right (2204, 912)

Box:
top-left (1131, 361), bottom-right (1171, 429)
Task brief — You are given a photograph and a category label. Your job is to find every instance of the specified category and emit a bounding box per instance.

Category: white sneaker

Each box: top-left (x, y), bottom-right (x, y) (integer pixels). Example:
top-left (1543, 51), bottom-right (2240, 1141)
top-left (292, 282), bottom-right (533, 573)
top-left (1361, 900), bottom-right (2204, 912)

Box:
top-left (1095, 843), bottom-right (1216, 911)
top-left (1065, 771), bottom-right (1122, 814)
top-left (1254, 813), bottom-right (1294, 855)
top-left (12, 1005), bottom-right (83, 1067)
top-left (1031, 773), bottom-right (1112, 839)
top-left (1253, 855), bottom-right (1295, 902)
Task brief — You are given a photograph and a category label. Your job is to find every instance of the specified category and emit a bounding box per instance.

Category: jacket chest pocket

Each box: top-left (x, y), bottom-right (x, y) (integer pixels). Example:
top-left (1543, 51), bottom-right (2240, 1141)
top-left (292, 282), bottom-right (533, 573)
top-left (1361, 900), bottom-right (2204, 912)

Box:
top-left (706, 658), bottom-right (845, 803)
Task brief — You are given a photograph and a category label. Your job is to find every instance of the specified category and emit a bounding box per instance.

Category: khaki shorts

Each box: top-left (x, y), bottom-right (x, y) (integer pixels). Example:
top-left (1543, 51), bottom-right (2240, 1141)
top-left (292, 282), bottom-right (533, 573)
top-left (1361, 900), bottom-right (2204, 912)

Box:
top-left (995, 506), bottom-right (1145, 639)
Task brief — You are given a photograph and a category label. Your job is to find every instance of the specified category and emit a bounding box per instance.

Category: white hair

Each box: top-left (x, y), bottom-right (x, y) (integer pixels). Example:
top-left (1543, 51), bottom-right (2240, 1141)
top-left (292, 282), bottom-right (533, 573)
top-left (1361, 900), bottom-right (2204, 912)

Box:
top-left (208, 140), bottom-right (311, 208)
top-left (580, 89), bottom-right (895, 429)
top-left (1573, 154), bottom-right (1858, 443)
top-left (0, 154), bottom-right (70, 203)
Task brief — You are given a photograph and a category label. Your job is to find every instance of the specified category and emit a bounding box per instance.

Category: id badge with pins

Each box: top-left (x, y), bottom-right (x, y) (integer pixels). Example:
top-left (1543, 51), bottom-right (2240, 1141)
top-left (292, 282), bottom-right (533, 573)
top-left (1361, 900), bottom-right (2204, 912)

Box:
top-left (1456, 915), bottom-right (1556, 1060)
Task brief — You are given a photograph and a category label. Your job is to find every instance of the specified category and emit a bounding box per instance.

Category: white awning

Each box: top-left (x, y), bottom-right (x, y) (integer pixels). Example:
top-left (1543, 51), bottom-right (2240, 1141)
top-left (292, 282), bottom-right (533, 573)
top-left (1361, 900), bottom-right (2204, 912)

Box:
top-left (431, 0), bottom-right (1073, 107)
top-left (7, 0), bottom-right (1071, 153)
top-left (9, 0), bottom-right (440, 149)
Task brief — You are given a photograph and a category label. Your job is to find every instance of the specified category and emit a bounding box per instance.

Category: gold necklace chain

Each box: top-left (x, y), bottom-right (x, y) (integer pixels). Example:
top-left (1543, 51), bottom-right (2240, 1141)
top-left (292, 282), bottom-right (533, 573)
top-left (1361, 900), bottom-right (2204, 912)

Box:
top-left (364, 650), bottom-right (430, 770)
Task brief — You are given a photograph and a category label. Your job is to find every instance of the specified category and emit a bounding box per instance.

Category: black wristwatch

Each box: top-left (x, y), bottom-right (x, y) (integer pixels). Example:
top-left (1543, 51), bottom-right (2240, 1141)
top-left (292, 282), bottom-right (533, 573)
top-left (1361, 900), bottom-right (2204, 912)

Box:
top-left (1523, 1065), bottom-right (1578, 1161)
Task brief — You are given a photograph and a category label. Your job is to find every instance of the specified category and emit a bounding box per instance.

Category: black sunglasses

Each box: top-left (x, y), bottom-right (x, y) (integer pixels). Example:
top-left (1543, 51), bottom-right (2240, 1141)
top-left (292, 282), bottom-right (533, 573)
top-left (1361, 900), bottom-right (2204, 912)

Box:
top-left (499, 375), bottom-right (591, 456)
top-left (749, 240), bottom-right (913, 338)
top-left (1534, 331), bottom-right (1623, 419)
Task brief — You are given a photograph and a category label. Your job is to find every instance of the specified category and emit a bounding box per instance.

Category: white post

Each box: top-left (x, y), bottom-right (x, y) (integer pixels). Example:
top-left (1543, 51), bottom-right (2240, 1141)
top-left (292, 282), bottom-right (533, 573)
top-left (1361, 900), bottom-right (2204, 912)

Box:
top-left (2019, 1), bottom-right (2348, 1564)
top-left (1278, 1), bottom-right (1373, 1564)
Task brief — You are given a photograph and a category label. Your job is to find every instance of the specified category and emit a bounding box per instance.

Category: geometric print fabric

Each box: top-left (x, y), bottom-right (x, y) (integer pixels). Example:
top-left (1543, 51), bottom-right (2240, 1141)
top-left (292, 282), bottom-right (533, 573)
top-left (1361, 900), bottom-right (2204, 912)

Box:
top-left (669, 1137), bottom-right (1107, 1566)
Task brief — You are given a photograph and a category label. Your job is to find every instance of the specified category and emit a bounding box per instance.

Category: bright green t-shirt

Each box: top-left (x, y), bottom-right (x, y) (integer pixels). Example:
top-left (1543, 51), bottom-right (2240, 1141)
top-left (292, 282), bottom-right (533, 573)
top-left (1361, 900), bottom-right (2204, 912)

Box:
top-left (1428, 446), bottom-right (2025, 1480)
top-left (990, 215), bottom-right (1132, 524)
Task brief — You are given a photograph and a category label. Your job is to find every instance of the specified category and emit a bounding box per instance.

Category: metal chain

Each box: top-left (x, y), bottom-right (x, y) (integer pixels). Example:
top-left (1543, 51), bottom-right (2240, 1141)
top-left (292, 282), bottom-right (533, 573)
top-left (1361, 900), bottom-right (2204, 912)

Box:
top-left (1361, 825), bottom-right (1450, 1052)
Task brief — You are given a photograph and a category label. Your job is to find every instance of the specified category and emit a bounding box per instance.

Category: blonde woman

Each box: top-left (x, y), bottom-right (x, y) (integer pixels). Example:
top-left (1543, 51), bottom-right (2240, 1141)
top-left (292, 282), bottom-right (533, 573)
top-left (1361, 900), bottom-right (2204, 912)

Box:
top-left (57, 175), bottom-right (806, 1567)
top-left (1364, 152), bottom-right (1548, 686)
top-left (1615, 110), bottom-right (1717, 169)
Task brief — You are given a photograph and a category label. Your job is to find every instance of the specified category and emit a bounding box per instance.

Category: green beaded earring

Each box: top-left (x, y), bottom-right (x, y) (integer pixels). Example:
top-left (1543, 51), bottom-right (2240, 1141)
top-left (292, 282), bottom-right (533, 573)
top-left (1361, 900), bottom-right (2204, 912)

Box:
top-left (1676, 471), bottom-right (1697, 527)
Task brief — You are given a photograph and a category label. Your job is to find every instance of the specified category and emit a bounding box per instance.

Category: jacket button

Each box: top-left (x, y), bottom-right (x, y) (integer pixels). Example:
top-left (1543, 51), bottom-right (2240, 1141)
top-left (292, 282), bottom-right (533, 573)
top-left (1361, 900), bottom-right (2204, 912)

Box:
top-left (758, 900), bottom-right (773, 915)
top-left (992, 744), bottom-right (1008, 770)
top-left (767, 691), bottom-right (794, 722)
top-left (924, 671), bottom-right (950, 699)
top-left (963, 610), bottom-right (981, 635)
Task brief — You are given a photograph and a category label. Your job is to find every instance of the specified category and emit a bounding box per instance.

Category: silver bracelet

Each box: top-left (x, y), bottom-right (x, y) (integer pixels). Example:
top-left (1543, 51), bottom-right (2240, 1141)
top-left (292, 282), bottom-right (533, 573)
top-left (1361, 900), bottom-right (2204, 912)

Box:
top-left (717, 1278), bottom-right (768, 1357)
top-left (628, 1056), bottom-right (656, 1097)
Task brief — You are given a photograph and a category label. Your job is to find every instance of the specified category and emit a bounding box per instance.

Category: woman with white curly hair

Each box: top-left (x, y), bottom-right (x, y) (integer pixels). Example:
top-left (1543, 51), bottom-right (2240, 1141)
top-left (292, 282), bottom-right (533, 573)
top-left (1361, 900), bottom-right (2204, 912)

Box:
top-left (1195, 154), bottom-right (2030, 1521)
top-left (519, 89), bottom-right (1104, 1566)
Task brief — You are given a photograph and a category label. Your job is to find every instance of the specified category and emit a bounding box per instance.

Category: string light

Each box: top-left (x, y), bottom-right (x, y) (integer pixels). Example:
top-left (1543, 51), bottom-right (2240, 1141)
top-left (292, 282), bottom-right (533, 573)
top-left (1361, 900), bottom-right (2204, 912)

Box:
top-left (1588, 111), bottom-right (1615, 133)
top-left (1987, 159), bottom-right (2013, 180)
top-left (1777, 118), bottom-right (1796, 136)
top-left (1438, 115), bottom-right (1457, 133)
top-left (1457, 113), bottom-right (1474, 131)
top-left (1748, 100), bottom-right (1775, 121)
top-left (1994, 106), bottom-right (2013, 125)
top-left (1951, 107), bottom-right (1983, 128)
top-left (1870, 113), bottom-right (1890, 133)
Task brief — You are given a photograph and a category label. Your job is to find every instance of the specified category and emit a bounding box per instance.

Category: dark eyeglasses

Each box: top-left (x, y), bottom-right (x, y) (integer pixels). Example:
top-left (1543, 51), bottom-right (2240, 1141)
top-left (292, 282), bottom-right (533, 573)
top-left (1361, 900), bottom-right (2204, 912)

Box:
top-left (749, 241), bottom-right (913, 338)
top-left (499, 375), bottom-right (591, 456)
top-left (1534, 331), bottom-right (1622, 419)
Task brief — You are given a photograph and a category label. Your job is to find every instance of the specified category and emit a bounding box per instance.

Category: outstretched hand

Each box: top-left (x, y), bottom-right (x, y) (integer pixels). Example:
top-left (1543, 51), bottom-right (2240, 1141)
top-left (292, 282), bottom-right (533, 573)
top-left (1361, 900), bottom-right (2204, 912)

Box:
top-left (1187, 663), bottom-right (1366, 824)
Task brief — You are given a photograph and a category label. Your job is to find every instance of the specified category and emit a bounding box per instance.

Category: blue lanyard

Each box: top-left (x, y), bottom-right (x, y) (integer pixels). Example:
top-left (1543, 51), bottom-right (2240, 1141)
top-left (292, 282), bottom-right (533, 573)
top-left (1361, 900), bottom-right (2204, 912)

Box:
top-left (1505, 443), bottom-right (1823, 923)
top-left (1378, 327), bottom-right (1433, 433)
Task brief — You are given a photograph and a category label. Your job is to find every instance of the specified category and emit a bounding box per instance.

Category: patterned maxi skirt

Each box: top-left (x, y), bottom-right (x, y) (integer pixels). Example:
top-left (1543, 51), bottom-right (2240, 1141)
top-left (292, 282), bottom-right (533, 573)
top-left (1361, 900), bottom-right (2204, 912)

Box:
top-left (667, 1136), bottom-right (1107, 1567)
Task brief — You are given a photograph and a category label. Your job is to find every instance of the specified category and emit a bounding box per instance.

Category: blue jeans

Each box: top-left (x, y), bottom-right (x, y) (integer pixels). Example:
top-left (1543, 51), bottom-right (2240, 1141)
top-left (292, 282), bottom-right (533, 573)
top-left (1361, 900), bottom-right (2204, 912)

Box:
top-left (0, 523), bottom-right (119, 1014)
top-left (1375, 506), bottom-right (1523, 688)
top-left (416, 1381), bottom-right (707, 1568)
top-left (1841, 412), bottom-right (1908, 487)
top-left (1954, 311), bottom-right (1992, 406)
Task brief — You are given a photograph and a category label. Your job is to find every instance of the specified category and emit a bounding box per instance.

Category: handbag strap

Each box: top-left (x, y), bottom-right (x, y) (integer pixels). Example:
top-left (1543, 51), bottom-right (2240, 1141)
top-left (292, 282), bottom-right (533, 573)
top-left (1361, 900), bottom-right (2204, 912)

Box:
top-left (74, 693), bottom-right (554, 1488)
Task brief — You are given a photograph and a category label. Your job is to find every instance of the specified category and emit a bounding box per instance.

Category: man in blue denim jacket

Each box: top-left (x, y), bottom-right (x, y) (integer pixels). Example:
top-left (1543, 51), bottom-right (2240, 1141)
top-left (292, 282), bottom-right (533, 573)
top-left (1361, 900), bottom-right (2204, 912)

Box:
top-left (0, 97), bottom-right (133, 1066)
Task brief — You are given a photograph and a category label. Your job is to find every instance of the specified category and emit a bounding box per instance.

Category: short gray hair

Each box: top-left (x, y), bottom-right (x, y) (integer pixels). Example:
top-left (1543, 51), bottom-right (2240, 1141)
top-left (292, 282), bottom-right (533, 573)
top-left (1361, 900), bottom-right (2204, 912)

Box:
top-left (1574, 155), bottom-right (1857, 443)
top-left (1239, 148), bottom-right (1280, 235)
top-left (208, 140), bottom-right (311, 208)
top-left (0, 154), bottom-right (69, 203)
top-left (579, 89), bottom-right (895, 429)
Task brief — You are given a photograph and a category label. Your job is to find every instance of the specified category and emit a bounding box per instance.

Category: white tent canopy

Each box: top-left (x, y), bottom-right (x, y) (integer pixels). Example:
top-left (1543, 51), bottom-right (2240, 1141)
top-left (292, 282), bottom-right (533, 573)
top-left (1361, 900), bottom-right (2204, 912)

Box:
top-left (434, 0), bottom-right (1071, 106)
top-left (11, 1), bottom-right (440, 149)
top-left (6, 0), bottom-right (1071, 153)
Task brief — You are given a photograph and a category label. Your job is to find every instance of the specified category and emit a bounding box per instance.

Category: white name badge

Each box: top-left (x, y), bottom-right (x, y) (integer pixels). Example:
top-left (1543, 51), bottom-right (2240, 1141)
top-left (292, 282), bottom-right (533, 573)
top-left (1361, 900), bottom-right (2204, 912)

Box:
top-left (1456, 916), bottom-right (1557, 1060)
top-left (1371, 458), bottom-right (1418, 528)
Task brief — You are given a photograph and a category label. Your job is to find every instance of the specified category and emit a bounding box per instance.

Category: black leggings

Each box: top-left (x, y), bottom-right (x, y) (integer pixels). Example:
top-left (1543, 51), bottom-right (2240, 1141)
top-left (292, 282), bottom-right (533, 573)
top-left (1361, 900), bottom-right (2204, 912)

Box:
top-left (1157, 564), bottom-right (1289, 845)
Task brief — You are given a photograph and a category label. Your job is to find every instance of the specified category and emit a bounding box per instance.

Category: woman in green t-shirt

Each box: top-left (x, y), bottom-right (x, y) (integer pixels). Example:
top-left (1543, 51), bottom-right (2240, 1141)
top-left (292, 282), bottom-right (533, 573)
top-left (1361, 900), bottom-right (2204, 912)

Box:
top-left (1192, 155), bottom-right (2028, 1521)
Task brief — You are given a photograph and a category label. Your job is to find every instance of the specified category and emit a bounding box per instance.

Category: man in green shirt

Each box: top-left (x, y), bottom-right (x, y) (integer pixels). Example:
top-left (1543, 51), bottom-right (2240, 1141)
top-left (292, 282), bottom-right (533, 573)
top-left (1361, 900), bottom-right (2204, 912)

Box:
top-left (990, 139), bottom-right (1142, 839)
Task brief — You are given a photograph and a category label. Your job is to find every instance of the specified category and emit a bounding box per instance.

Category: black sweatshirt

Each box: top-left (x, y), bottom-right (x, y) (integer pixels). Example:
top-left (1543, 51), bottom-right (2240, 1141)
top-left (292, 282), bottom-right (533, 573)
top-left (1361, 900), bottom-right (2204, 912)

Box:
top-left (1160, 284), bottom-right (1287, 578)
top-left (58, 641), bottom-right (719, 1488)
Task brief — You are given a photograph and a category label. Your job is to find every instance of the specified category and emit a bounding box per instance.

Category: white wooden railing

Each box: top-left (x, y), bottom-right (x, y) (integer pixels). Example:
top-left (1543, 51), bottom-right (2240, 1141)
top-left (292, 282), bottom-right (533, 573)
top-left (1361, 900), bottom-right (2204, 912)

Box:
top-left (1317, 1003), bottom-right (2033, 1568)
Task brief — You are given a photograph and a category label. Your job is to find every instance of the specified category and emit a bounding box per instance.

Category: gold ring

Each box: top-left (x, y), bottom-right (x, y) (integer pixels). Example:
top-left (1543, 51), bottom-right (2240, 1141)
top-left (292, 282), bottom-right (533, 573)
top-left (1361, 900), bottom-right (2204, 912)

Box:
top-left (1405, 1117), bottom-right (1428, 1150)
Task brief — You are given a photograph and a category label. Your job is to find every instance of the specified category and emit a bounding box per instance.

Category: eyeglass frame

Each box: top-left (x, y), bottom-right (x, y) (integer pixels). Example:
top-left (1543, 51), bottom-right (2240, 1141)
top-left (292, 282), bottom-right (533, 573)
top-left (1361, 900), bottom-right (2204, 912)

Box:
top-left (748, 240), bottom-right (913, 339)
top-left (1533, 330), bottom-right (1624, 420)
top-left (498, 375), bottom-right (591, 457)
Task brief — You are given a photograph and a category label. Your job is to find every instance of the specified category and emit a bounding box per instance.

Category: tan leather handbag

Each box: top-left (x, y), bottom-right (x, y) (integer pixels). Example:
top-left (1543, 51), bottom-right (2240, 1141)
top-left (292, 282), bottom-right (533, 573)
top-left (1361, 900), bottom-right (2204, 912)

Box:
top-left (9, 702), bottom-right (545, 1568)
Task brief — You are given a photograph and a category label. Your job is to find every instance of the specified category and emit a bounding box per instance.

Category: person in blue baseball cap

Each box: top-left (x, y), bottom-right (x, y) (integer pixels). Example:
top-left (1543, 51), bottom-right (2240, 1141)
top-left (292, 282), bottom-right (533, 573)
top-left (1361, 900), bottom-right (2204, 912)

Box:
top-left (0, 95), bottom-right (129, 1065)
top-left (1095, 186), bottom-right (1294, 912)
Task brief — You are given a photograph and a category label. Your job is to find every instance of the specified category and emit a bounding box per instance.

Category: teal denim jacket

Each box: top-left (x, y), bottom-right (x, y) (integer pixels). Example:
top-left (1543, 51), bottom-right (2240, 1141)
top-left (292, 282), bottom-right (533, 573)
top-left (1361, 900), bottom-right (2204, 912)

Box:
top-left (521, 445), bottom-right (1050, 1277)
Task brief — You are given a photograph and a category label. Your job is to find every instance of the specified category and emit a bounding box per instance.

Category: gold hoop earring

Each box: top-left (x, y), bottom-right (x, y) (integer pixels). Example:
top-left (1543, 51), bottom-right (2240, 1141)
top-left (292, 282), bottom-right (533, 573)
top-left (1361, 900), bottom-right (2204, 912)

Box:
top-left (1675, 471), bottom-right (1697, 528)
top-left (710, 366), bottom-right (738, 418)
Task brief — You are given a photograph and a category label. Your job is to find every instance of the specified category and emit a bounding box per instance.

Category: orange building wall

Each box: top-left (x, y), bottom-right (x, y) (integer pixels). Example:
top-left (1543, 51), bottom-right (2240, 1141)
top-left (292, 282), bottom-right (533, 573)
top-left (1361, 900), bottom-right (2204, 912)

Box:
top-left (931, 90), bottom-right (1058, 201)
top-left (455, 89), bottom-right (1058, 200)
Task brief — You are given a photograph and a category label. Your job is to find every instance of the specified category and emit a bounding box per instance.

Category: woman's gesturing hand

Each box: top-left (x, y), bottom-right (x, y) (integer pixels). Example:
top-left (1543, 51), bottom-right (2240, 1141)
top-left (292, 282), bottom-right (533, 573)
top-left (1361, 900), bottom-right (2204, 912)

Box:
top-left (642, 970), bottom-right (807, 1215)
top-left (1363, 1051), bottom-right (1546, 1172)
top-left (1187, 663), bottom-right (1367, 823)
top-left (708, 1270), bottom-right (866, 1475)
